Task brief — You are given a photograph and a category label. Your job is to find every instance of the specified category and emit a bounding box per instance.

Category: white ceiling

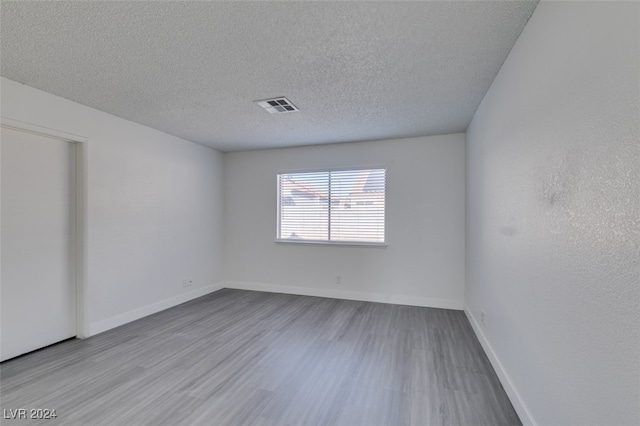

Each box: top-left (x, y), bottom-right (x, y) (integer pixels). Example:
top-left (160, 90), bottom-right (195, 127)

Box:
top-left (1, 1), bottom-right (537, 152)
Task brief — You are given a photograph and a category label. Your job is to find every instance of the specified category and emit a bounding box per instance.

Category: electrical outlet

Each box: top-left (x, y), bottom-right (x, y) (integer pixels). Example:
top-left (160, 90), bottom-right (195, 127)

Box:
top-left (480, 310), bottom-right (487, 327)
top-left (182, 278), bottom-right (193, 288)
top-left (335, 275), bottom-right (342, 285)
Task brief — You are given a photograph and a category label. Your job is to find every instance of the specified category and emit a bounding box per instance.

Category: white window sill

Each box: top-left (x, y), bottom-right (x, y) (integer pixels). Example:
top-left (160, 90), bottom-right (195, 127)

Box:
top-left (275, 239), bottom-right (387, 248)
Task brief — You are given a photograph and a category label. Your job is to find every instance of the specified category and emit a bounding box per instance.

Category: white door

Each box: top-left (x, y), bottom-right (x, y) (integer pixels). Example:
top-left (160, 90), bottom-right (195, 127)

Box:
top-left (1, 126), bottom-right (77, 361)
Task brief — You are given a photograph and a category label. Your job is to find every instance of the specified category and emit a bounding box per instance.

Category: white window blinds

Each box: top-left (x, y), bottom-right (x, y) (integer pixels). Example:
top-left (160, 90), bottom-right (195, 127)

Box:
top-left (277, 168), bottom-right (386, 244)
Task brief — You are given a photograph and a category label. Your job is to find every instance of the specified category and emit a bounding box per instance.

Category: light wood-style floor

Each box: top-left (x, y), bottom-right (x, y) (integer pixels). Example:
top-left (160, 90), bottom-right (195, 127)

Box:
top-left (1, 289), bottom-right (520, 425)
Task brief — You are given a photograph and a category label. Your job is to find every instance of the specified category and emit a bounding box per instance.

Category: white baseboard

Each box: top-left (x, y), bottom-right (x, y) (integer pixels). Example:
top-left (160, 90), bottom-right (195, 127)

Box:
top-left (225, 281), bottom-right (463, 310)
top-left (89, 282), bottom-right (225, 336)
top-left (464, 304), bottom-right (537, 426)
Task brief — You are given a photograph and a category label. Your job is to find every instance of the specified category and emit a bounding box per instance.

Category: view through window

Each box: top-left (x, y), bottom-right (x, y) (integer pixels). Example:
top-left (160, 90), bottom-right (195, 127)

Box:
top-left (277, 168), bottom-right (386, 244)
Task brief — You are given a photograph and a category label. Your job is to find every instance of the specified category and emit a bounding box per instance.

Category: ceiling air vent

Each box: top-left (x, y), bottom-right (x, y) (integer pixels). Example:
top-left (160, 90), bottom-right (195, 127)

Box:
top-left (254, 97), bottom-right (299, 113)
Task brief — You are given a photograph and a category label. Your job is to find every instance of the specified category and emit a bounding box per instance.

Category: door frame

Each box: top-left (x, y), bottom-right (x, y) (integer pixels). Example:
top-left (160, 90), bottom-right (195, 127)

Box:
top-left (1, 117), bottom-right (89, 339)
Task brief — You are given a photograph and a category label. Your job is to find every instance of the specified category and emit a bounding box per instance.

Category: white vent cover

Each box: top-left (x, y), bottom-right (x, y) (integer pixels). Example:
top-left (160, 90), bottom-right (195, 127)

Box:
top-left (254, 97), bottom-right (299, 113)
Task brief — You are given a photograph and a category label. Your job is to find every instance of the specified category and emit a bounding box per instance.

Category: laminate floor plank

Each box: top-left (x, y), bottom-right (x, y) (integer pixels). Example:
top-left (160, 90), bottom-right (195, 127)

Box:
top-left (1, 289), bottom-right (520, 425)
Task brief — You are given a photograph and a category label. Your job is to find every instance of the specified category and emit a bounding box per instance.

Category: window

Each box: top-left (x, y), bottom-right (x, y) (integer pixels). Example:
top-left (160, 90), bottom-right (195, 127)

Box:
top-left (277, 168), bottom-right (386, 245)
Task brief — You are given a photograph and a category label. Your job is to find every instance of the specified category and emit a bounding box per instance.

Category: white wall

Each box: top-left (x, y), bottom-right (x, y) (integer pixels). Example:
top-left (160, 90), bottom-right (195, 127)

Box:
top-left (465, 2), bottom-right (639, 425)
top-left (1, 77), bottom-right (225, 336)
top-left (224, 135), bottom-right (465, 309)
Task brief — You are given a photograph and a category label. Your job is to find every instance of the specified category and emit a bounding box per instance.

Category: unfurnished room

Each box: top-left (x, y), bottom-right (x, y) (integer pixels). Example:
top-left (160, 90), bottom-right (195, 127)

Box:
top-left (0, 1), bottom-right (638, 425)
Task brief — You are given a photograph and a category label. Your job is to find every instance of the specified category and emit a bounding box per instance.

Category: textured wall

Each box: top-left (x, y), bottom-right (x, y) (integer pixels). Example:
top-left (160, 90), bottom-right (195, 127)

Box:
top-left (1, 77), bottom-right (225, 333)
top-left (224, 135), bottom-right (466, 309)
top-left (466, 2), bottom-right (639, 425)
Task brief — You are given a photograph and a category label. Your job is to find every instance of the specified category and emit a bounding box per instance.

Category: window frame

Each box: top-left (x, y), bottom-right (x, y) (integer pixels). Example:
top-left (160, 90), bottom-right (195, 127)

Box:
top-left (275, 166), bottom-right (388, 247)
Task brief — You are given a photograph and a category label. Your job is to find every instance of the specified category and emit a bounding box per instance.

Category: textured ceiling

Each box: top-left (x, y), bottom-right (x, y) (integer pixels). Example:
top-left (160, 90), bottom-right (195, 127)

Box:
top-left (1, 1), bottom-right (537, 152)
